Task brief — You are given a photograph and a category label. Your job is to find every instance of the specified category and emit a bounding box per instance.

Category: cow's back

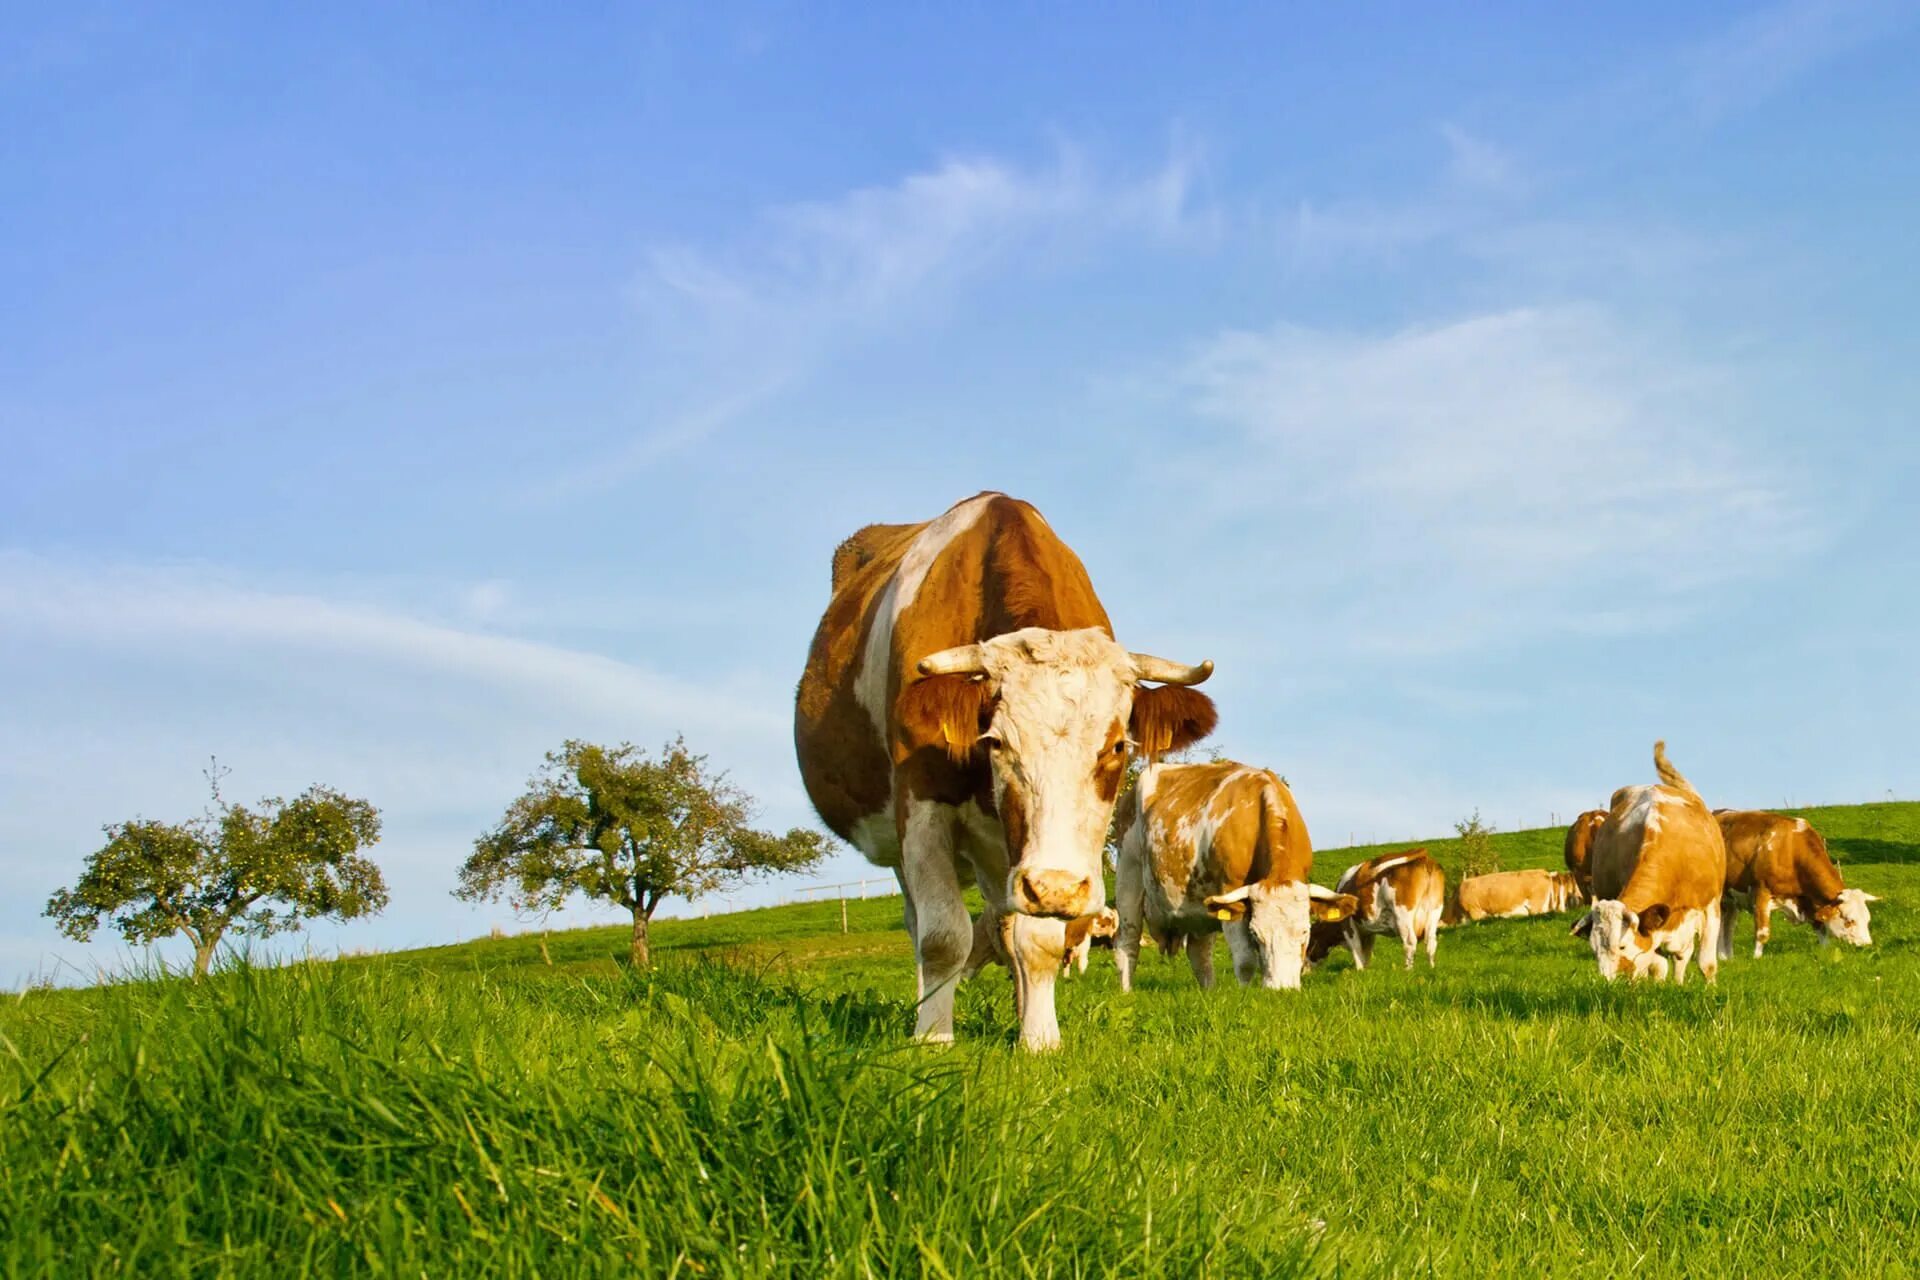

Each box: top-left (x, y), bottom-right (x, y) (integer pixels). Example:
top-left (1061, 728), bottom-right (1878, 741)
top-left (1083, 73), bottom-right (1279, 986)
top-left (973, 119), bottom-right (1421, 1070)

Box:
top-left (1601, 785), bottom-right (1725, 912)
top-left (1457, 868), bottom-right (1555, 919)
top-left (1718, 810), bottom-right (1843, 902)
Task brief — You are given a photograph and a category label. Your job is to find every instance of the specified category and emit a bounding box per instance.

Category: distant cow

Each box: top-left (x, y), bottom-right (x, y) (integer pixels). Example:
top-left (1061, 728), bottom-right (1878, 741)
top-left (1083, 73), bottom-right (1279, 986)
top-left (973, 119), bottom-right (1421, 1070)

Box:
top-left (1715, 810), bottom-right (1877, 958)
top-left (1446, 868), bottom-right (1584, 923)
top-left (795, 493), bottom-right (1218, 1050)
top-left (1572, 741), bottom-right (1726, 983)
top-left (1563, 810), bottom-right (1607, 897)
top-left (1307, 849), bottom-right (1447, 971)
top-left (1114, 761), bottom-right (1356, 991)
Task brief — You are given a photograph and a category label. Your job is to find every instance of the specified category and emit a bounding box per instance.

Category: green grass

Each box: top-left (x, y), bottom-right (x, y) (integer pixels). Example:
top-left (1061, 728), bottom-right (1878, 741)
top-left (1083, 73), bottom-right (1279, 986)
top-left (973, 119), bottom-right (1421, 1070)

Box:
top-left (5, 805), bottom-right (1920, 1277)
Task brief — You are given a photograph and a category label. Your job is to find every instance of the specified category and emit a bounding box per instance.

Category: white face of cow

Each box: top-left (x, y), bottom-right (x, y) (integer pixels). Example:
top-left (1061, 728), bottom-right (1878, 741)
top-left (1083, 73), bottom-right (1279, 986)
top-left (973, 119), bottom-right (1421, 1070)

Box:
top-left (1206, 881), bottom-right (1357, 989)
top-left (1819, 890), bottom-right (1877, 947)
top-left (1575, 900), bottom-right (1669, 981)
top-left (972, 629), bottom-right (1137, 919)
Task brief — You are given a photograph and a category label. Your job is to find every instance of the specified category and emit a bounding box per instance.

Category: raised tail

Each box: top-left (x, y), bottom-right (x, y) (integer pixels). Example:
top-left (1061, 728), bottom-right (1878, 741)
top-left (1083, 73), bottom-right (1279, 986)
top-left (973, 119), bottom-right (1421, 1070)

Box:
top-left (1652, 740), bottom-right (1700, 799)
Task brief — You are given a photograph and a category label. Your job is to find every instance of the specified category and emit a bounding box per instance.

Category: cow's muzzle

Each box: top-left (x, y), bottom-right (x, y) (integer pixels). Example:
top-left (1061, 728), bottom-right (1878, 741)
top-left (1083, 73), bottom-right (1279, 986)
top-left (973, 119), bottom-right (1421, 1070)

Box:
top-left (1012, 869), bottom-right (1095, 918)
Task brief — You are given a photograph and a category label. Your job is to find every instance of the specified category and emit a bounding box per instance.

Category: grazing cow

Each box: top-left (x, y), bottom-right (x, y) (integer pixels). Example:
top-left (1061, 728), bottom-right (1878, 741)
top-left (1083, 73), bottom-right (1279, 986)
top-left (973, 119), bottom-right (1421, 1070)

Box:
top-left (1563, 810), bottom-right (1607, 897)
top-left (795, 493), bottom-right (1217, 1050)
top-left (1113, 761), bottom-right (1356, 991)
top-left (1571, 741), bottom-right (1725, 983)
top-left (1445, 868), bottom-right (1584, 923)
top-left (1715, 810), bottom-right (1877, 958)
top-left (1307, 850), bottom-right (1447, 971)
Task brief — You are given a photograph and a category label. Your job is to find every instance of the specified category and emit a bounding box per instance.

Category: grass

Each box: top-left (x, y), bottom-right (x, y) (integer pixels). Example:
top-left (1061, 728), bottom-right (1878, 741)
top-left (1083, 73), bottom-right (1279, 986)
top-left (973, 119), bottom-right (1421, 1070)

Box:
top-left (5, 804), bottom-right (1920, 1276)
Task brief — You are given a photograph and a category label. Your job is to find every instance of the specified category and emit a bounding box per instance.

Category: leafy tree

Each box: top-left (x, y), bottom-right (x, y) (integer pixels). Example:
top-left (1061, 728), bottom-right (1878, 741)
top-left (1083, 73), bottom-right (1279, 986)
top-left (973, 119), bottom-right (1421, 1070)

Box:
top-left (45, 763), bottom-right (386, 979)
top-left (1454, 810), bottom-right (1501, 878)
top-left (456, 737), bottom-right (826, 966)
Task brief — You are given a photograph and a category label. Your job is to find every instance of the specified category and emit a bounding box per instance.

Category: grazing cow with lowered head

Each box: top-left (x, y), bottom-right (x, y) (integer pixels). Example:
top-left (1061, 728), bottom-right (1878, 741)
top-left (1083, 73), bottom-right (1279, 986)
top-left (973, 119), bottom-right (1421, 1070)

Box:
top-left (1572, 741), bottom-right (1726, 983)
top-left (795, 493), bottom-right (1217, 1050)
top-left (1113, 761), bottom-right (1356, 991)
top-left (964, 905), bottom-right (1116, 980)
top-left (1445, 868), bottom-right (1584, 923)
top-left (1563, 809), bottom-right (1607, 897)
top-left (1715, 810), bottom-right (1877, 958)
top-left (1307, 850), bottom-right (1447, 971)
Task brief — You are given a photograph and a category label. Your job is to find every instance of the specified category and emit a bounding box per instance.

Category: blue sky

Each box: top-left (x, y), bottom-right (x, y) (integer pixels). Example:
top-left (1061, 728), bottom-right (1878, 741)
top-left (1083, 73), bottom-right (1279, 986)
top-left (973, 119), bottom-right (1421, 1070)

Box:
top-left (5, 1), bottom-right (1918, 983)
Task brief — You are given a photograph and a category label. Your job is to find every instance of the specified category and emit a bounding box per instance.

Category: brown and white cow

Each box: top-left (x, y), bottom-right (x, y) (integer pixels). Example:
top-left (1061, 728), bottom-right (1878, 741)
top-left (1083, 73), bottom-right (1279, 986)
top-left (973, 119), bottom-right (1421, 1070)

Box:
top-left (1563, 809), bottom-right (1607, 898)
top-left (1446, 868), bottom-right (1584, 923)
top-left (1113, 761), bottom-right (1356, 991)
top-left (794, 493), bottom-right (1217, 1050)
top-left (1571, 741), bottom-right (1726, 983)
top-left (1307, 849), bottom-right (1447, 970)
top-left (1715, 810), bottom-right (1877, 958)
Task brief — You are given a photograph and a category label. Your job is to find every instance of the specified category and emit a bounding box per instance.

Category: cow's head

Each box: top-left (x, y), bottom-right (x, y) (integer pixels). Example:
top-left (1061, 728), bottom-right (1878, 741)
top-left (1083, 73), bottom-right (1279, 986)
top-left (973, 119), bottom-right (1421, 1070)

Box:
top-left (1571, 900), bottom-right (1671, 981)
top-left (1814, 889), bottom-right (1878, 947)
top-left (1205, 881), bottom-right (1357, 989)
top-left (901, 626), bottom-right (1215, 919)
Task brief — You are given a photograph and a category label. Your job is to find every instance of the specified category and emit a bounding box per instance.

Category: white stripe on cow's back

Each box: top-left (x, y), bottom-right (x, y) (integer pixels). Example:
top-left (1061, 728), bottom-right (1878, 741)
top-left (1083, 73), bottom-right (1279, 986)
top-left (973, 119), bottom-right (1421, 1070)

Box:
top-left (853, 494), bottom-right (996, 741)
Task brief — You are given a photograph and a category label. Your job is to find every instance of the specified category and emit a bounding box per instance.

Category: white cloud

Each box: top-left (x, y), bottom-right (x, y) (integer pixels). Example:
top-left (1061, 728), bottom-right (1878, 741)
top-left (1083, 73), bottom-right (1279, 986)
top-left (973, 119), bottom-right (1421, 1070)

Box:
top-left (1177, 306), bottom-right (1816, 653)
top-left (1683, 0), bottom-right (1912, 124)
top-left (543, 140), bottom-right (1220, 496)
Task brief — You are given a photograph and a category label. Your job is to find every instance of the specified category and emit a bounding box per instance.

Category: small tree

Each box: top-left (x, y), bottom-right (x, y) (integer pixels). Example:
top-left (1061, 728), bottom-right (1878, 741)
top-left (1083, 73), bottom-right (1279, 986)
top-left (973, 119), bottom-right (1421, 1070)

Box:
top-left (1454, 809), bottom-right (1501, 878)
top-left (456, 737), bottom-right (825, 967)
top-left (45, 763), bottom-right (386, 979)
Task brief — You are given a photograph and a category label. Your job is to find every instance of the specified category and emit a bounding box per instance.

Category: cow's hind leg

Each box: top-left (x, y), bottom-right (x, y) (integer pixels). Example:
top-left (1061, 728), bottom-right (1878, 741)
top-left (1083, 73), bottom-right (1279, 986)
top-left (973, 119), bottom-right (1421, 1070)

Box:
top-left (1422, 913), bottom-right (1440, 968)
top-left (900, 802), bottom-right (970, 1043)
top-left (1753, 892), bottom-right (1774, 959)
top-left (1347, 924), bottom-right (1374, 971)
top-left (1397, 916), bottom-right (1420, 970)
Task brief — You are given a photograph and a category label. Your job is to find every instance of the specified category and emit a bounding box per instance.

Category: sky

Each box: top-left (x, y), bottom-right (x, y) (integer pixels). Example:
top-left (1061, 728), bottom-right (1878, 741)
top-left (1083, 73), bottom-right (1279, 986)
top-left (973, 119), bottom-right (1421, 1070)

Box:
top-left (4, 1), bottom-right (1918, 984)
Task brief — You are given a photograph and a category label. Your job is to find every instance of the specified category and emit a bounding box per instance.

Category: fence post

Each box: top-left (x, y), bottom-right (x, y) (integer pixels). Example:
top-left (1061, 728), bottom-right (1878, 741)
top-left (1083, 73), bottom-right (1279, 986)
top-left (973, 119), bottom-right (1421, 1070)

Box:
top-left (841, 894), bottom-right (849, 934)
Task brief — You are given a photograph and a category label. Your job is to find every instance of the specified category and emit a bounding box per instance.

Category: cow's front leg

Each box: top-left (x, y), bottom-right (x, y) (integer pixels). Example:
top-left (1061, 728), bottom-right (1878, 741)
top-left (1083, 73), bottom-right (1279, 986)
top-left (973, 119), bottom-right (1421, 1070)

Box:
top-left (1716, 895), bottom-right (1735, 962)
top-left (1697, 903), bottom-right (1720, 985)
top-left (1113, 829), bottom-right (1147, 994)
top-left (1753, 892), bottom-right (1774, 959)
top-left (1007, 914), bottom-right (1069, 1051)
top-left (901, 802), bottom-right (970, 1043)
top-left (1195, 930), bottom-right (1226, 988)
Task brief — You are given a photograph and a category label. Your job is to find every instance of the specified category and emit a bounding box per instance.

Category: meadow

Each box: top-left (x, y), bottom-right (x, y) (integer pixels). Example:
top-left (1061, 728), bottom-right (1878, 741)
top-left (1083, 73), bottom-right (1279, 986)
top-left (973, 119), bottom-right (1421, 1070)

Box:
top-left (4, 801), bottom-right (1919, 1277)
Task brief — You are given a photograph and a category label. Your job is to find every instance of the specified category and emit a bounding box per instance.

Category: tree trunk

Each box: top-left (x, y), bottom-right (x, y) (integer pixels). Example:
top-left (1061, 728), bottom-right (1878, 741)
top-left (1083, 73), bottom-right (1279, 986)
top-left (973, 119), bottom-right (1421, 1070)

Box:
top-left (192, 935), bottom-right (218, 981)
top-left (629, 908), bottom-right (651, 968)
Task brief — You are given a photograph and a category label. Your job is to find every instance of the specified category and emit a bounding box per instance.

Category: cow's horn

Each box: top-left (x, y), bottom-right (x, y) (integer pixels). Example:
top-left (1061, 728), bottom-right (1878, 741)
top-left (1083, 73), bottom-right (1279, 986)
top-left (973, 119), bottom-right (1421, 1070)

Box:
top-left (1129, 653), bottom-right (1214, 686)
top-left (917, 644), bottom-right (989, 677)
top-left (1306, 883), bottom-right (1343, 901)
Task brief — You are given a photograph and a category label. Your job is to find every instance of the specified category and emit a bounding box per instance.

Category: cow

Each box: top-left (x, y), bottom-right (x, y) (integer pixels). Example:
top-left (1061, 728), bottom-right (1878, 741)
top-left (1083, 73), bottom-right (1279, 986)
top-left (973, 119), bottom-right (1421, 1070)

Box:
top-left (1112, 761), bottom-right (1357, 991)
top-left (1571, 741), bottom-right (1725, 983)
top-left (1715, 810), bottom-right (1877, 958)
top-left (1306, 849), bottom-right (1447, 971)
top-left (794, 493), bottom-right (1218, 1050)
top-left (1445, 868), bottom-right (1585, 923)
top-left (1563, 809), bottom-right (1607, 897)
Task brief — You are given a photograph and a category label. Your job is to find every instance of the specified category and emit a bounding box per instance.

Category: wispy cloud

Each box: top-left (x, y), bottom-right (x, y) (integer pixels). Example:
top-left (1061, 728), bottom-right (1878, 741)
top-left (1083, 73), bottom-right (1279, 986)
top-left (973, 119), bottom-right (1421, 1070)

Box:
top-left (1177, 305), bottom-right (1818, 654)
top-left (1683, 0), bottom-right (1914, 124)
top-left (542, 140), bottom-right (1220, 497)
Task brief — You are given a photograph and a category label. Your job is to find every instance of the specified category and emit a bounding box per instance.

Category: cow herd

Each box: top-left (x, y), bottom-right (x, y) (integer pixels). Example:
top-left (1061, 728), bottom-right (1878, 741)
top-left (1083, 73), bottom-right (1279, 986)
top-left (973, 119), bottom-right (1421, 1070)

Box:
top-left (793, 493), bottom-right (1878, 1051)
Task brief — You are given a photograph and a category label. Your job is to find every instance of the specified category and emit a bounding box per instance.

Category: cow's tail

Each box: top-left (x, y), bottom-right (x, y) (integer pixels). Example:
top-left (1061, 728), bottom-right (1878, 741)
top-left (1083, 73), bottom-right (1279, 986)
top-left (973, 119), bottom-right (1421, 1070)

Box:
top-left (1652, 740), bottom-right (1700, 800)
top-left (1364, 851), bottom-right (1424, 881)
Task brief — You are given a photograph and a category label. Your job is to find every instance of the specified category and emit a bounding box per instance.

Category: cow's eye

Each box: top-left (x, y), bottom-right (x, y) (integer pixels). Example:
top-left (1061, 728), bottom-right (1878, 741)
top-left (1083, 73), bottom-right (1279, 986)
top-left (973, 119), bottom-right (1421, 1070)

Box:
top-left (1108, 741), bottom-right (1127, 756)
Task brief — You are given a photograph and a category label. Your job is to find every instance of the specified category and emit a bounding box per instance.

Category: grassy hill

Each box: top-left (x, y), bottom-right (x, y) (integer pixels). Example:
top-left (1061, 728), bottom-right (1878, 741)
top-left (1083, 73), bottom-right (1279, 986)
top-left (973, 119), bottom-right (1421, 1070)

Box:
top-left (5, 802), bottom-right (1919, 1276)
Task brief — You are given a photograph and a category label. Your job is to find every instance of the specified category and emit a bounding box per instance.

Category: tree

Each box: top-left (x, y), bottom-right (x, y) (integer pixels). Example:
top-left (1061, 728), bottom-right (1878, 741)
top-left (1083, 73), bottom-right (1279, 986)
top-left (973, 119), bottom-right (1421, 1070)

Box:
top-left (456, 737), bottom-right (826, 967)
top-left (45, 762), bottom-right (386, 979)
top-left (1454, 810), bottom-right (1501, 878)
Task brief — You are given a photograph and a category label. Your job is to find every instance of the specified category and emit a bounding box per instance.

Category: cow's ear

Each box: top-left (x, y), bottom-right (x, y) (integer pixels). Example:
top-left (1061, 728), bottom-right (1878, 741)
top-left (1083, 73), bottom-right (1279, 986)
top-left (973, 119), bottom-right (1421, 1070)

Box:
top-left (1203, 886), bottom-right (1254, 921)
top-left (1812, 903), bottom-right (1840, 924)
top-left (1131, 685), bottom-right (1218, 758)
top-left (1570, 911), bottom-right (1594, 938)
top-left (1310, 893), bottom-right (1359, 923)
top-left (896, 674), bottom-right (994, 765)
top-left (1638, 903), bottom-right (1670, 933)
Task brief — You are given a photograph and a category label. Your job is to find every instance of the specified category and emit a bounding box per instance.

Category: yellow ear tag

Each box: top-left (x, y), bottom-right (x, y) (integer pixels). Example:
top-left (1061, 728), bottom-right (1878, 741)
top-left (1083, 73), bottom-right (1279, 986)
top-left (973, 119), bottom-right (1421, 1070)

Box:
top-left (1212, 908), bottom-right (1233, 920)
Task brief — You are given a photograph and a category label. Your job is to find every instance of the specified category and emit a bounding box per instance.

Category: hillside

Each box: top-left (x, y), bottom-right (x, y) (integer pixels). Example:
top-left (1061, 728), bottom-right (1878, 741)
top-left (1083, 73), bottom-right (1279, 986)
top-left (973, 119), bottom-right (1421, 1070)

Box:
top-left (4, 800), bottom-right (1918, 1276)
